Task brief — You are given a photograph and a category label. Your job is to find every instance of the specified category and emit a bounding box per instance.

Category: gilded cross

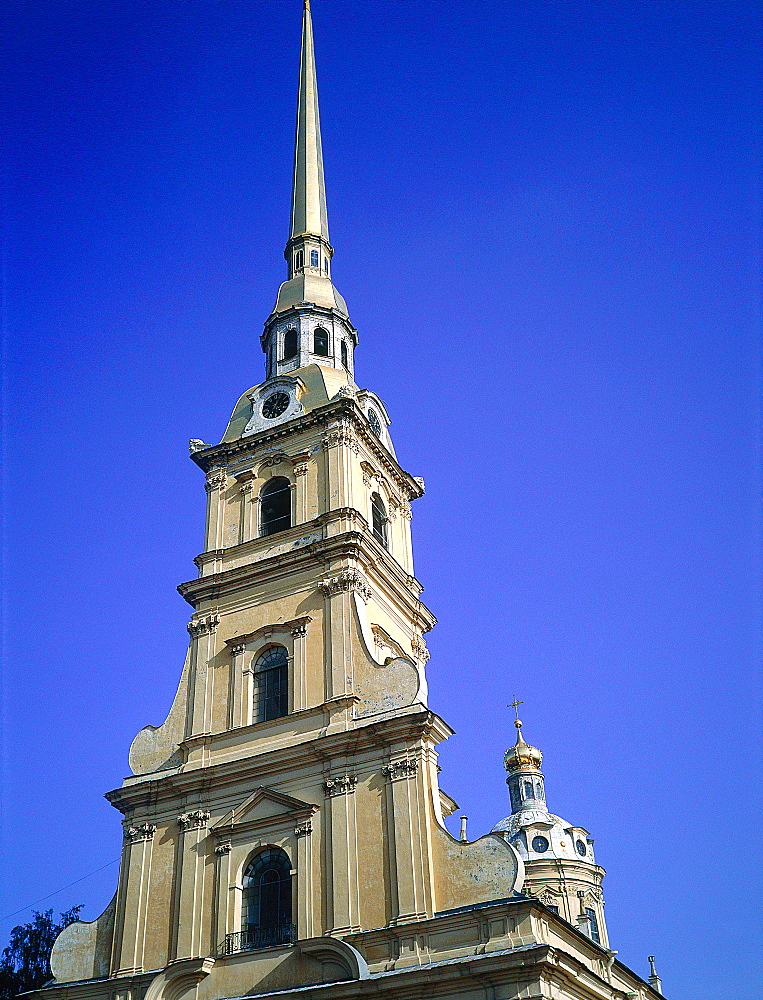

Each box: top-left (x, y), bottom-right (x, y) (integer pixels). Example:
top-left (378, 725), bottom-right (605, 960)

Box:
top-left (508, 697), bottom-right (524, 721)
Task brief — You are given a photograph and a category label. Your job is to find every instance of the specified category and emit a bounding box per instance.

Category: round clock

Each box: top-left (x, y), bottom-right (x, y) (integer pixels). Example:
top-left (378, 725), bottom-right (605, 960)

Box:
top-left (531, 835), bottom-right (549, 853)
top-left (261, 391), bottom-right (290, 419)
top-left (368, 408), bottom-right (382, 438)
top-left (575, 839), bottom-right (587, 857)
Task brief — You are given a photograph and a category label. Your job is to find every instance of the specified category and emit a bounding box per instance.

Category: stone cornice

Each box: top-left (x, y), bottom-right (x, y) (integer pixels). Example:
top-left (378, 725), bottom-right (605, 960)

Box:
top-left (178, 524), bottom-right (436, 634)
top-left (106, 706), bottom-right (453, 813)
top-left (223, 616), bottom-right (312, 649)
top-left (190, 397), bottom-right (424, 501)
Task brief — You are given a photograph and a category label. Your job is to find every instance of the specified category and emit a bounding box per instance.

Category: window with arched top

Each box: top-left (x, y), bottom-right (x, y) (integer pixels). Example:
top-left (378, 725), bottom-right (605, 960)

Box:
top-left (310, 250), bottom-right (319, 267)
top-left (260, 477), bottom-right (291, 537)
top-left (313, 327), bottom-right (329, 356)
top-left (254, 645), bottom-right (288, 722)
top-left (340, 341), bottom-right (348, 368)
top-left (371, 493), bottom-right (388, 548)
top-left (241, 847), bottom-right (293, 949)
top-left (283, 329), bottom-right (298, 359)
top-left (294, 249), bottom-right (304, 271)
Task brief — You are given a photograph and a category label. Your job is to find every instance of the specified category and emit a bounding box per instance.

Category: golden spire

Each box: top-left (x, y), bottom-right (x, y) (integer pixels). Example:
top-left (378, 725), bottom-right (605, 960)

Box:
top-left (291, 0), bottom-right (329, 242)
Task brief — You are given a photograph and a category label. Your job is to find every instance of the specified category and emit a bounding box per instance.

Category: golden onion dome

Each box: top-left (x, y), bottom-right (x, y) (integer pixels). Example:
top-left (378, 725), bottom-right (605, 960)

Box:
top-left (503, 720), bottom-right (543, 773)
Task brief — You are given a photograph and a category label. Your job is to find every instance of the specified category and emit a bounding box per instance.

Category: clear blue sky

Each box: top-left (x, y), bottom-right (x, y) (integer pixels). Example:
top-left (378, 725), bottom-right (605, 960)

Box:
top-left (1, 1), bottom-right (760, 997)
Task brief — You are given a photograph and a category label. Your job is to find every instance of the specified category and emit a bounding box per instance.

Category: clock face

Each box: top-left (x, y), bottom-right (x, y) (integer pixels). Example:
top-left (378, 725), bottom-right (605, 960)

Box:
top-left (576, 839), bottom-right (587, 857)
top-left (531, 835), bottom-right (549, 853)
top-left (261, 391), bottom-right (290, 419)
top-left (368, 408), bottom-right (382, 438)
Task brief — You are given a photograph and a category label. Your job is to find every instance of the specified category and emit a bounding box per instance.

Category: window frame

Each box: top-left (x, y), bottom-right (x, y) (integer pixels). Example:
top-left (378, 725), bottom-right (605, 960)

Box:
top-left (259, 476), bottom-right (293, 537)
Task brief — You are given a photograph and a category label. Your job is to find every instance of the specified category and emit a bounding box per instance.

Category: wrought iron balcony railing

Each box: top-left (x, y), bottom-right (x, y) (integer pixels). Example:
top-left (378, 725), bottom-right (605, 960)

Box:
top-left (221, 924), bottom-right (296, 956)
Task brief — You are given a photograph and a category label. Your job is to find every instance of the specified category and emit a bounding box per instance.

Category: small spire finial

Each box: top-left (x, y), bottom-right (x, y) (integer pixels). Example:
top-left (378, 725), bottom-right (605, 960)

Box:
top-left (508, 696), bottom-right (525, 740)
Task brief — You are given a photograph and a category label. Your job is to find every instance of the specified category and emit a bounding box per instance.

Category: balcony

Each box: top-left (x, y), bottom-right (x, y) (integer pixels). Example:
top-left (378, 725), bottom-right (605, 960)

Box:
top-left (221, 924), bottom-right (296, 956)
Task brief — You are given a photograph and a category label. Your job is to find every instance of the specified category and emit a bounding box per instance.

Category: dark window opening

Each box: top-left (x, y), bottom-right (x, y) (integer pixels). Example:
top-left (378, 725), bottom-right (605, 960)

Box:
top-left (260, 477), bottom-right (291, 536)
top-left (324, 257), bottom-right (329, 273)
top-left (310, 250), bottom-right (319, 267)
top-left (371, 493), bottom-right (388, 548)
top-left (254, 645), bottom-right (288, 722)
top-left (585, 908), bottom-right (600, 944)
top-left (313, 328), bottom-right (329, 356)
top-left (547, 905), bottom-right (559, 914)
top-left (283, 329), bottom-right (298, 359)
top-left (294, 250), bottom-right (304, 271)
top-left (236, 847), bottom-right (293, 951)
top-left (341, 341), bottom-right (348, 368)
top-left (524, 780), bottom-right (534, 799)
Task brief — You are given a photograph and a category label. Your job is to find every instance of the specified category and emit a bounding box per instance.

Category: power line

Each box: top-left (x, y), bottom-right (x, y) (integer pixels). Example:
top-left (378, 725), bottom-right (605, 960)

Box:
top-left (2, 858), bottom-right (120, 921)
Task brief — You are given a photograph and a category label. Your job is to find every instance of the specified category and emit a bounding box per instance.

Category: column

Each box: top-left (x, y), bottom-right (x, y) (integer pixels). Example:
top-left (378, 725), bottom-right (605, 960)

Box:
top-left (383, 758), bottom-right (429, 923)
top-left (113, 823), bottom-right (156, 975)
top-left (323, 774), bottom-right (361, 934)
top-left (294, 462), bottom-right (309, 523)
top-left (213, 841), bottom-right (233, 955)
top-left (174, 810), bottom-right (211, 959)
top-left (294, 820), bottom-right (315, 940)
top-left (228, 643), bottom-right (247, 729)
top-left (318, 570), bottom-right (370, 700)
top-left (187, 615), bottom-right (219, 736)
top-left (204, 473), bottom-right (227, 553)
top-left (291, 623), bottom-right (308, 712)
top-left (239, 480), bottom-right (255, 543)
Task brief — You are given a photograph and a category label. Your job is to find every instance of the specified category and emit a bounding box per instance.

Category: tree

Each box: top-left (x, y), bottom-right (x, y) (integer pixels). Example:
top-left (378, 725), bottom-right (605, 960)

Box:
top-left (0, 907), bottom-right (82, 1000)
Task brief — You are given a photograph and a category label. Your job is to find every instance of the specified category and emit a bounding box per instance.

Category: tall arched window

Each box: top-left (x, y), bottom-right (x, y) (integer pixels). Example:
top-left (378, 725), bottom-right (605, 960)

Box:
top-left (260, 477), bottom-right (291, 536)
top-left (294, 249), bottom-right (304, 271)
top-left (254, 645), bottom-right (288, 722)
top-left (340, 341), bottom-right (348, 368)
top-left (241, 848), bottom-right (293, 949)
top-left (313, 327), bottom-right (329, 356)
top-left (283, 329), bottom-right (298, 359)
top-left (371, 493), bottom-right (388, 548)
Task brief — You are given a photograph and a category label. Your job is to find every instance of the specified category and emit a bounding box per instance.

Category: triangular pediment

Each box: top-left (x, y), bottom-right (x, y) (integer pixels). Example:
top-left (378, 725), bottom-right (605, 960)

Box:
top-left (211, 785), bottom-right (317, 832)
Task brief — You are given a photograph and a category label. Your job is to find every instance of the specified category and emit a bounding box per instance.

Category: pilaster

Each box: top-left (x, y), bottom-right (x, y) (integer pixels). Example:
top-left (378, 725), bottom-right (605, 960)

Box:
top-left (319, 570), bottom-right (370, 700)
top-left (213, 841), bottom-right (233, 955)
top-left (187, 614), bottom-right (219, 736)
top-left (382, 757), bottom-right (430, 923)
top-left (174, 810), bottom-right (211, 959)
top-left (113, 823), bottom-right (156, 975)
top-left (323, 773), bottom-right (361, 934)
top-left (294, 820), bottom-right (315, 940)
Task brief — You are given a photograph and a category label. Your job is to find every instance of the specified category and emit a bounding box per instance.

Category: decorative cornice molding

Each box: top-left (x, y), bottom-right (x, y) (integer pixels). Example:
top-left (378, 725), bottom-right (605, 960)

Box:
top-left (294, 821), bottom-right (313, 837)
top-left (124, 822), bottom-right (156, 843)
top-left (224, 616), bottom-right (312, 650)
top-left (188, 614), bottom-right (220, 638)
top-left (382, 759), bottom-right (419, 780)
top-left (178, 810), bottom-right (210, 831)
top-left (323, 774), bottom-right (357, 797)
top-left (318, 569), bottom-right (371, 602)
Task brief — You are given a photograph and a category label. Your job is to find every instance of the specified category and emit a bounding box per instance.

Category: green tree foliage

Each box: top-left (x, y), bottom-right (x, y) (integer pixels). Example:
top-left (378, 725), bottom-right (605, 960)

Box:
top-left (0, 907), bottom-right (82, 1000)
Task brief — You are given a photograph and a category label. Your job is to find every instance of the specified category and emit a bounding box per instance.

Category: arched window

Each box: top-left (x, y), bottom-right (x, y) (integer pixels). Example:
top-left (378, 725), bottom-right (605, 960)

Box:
top-left (260, 477), bottom-right (291, 537)
top-left (241, 847), bottom-right (293, 949)
top-left (294, 249), bottom-right (304, 271)
top-left (313, 327), bottom-right (329, 356)
top-left (283, 329), bottom-right (298, 359)
top-left (524, 780), bottom-right (534, 799)
top-left (254, 645), bottom-right (288, 722)
top-left (371, 493), bottom-right (388, 548)
top-left (340, 341), bottom-right (348, 368)
top-left (310, 250), bottom-right (319, 267)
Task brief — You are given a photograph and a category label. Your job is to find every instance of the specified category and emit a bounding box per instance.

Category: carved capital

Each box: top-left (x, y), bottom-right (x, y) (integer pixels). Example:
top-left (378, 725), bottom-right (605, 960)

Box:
top-left (291, 623), bottom-right (308, 638)
top-left (215, 841), bottom-right (232, 856)
top-left (205, 473), bottom-right (227, 493)
top-left (230, 642), bottom-right (246, 656)
top-left (188, 614), bottom-right (219, 638)
top-left (319, 569), bottom-right (371, 603)
top-left (124, 822), bottom-right (156, 843)
top-left (411, 635), bottom-right (430, 662)
top-left (177, 810), bottom-right (210, 831)
top-left (322, 426), bottom-right (359, 454)
top-left (294, 821), bottom-right (313, 838)
top-left (294, 464), bottom-right (309, 477)
top-left (239, 481), bottom-right (254, 495)
top-left (323, 774), bottom-right (357, 797)
top-left (382, 759), bottom-right (419, 780)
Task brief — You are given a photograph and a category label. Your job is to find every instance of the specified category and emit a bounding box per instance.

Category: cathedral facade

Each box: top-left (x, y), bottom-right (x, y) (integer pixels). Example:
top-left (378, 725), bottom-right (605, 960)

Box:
top-left (33, 5), bottom-right (663, 1000)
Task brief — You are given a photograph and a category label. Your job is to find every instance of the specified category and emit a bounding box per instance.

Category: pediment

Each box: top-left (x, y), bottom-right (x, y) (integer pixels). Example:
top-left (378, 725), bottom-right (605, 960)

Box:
top-left (211, 785), bottom-right (317, 833)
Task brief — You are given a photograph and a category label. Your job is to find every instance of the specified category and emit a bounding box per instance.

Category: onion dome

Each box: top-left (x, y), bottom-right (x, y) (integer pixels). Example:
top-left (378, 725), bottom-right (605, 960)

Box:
top-left (504, 720), bottom-right (543, 774)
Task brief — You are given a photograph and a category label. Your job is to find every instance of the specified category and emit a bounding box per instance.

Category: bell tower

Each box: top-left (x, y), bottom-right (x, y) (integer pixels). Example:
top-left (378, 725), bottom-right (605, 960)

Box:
top-left (38, 5), bottom-right (665, 999)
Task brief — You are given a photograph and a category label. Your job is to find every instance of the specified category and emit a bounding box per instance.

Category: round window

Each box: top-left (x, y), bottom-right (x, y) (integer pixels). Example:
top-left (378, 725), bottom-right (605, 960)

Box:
top-left (575, 839), bottom-right (587, 857)
top-left (531, 835), bottom-right (549, 853)
top-left (261, 391), bottom-right (290, 419)
top-left (368, 409), bottom-right (382, 438)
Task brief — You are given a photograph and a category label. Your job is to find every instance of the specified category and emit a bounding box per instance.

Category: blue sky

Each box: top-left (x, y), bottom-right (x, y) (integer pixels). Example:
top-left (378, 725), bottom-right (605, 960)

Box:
top-left (2, 1), bottom-right (760, 997)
